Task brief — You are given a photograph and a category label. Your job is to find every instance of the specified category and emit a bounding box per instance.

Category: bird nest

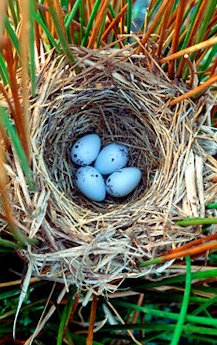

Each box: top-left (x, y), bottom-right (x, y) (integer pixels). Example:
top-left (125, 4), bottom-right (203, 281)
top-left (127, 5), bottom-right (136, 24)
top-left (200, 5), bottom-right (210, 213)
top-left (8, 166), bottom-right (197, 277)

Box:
top-left (8, 46), bottom-right (217, 293)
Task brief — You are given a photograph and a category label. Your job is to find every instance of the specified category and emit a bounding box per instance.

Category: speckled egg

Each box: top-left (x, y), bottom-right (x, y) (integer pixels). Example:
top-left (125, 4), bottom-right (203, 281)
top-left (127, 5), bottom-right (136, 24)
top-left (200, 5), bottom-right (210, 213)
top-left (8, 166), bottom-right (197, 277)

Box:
top-left (94, 143), bottom-right (128, 175)
top-left (106, 167), bottom-right (142, 197)
top-left (71, 134), bottom-right (101, 166)
top-left (75, 166), bottom-right (106, 202)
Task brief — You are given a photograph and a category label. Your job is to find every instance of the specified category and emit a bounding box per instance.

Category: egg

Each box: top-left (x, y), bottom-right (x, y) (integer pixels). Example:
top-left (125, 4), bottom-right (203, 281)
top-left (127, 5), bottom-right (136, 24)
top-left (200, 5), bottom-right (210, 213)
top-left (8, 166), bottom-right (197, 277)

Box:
top-left (75, 166), bottom-right (106, 202)
top-left (106, 167), bottom-right (142, 197)
top-left (94, 143), bottom-right (128, 175)
top-left (71, 134), bottom-right (101, 166)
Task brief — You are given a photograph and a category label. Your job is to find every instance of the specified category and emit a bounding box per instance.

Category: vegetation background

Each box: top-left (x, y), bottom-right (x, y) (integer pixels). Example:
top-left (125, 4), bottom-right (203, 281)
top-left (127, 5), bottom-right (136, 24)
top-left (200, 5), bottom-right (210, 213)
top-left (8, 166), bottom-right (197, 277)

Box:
top-left (0, 0), bottom-right (217, 344)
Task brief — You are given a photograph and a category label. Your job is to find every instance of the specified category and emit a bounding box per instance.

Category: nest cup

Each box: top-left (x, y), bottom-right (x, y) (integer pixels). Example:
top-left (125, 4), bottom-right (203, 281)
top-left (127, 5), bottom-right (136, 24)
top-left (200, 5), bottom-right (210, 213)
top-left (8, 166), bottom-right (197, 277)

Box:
top-left (14, 47), bottom-right (217, 293)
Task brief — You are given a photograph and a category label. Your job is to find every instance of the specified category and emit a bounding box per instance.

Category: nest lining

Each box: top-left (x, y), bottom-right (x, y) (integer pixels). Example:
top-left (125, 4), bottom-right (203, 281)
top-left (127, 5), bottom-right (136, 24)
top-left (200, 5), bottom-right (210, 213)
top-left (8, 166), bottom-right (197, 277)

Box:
top-left (7, 47), bottom-right (217, 293)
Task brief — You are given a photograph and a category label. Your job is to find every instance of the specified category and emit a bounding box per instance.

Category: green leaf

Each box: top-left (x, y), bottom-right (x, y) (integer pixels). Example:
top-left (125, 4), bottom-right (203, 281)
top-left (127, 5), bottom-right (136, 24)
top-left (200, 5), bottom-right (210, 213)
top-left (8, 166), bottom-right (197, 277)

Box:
top-left (81, 0), bottom-right (101, 47)
top-left (170, 256), bottom-right (191, 345)
top-left (0, 106), bottom-right (35, 191)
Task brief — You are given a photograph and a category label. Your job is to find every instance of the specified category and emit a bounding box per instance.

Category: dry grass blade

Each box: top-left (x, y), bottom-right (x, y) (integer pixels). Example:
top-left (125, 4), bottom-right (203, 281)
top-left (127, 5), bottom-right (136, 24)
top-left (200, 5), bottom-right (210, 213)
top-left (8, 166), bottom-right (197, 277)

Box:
top-left (169, 72), bottom-right (217, 106)
top-left (53, 0), bottom-right (66, 37)
top-left (0, 0), bottom-right (7, 48)
top-left (0, 140), bottom-right (14, 229)
top-left (101, 2), bottom-right (128, 42)
top-left (3, 39), bottom-right (30, 160)
top-left (168, 0), bottom-right (187, 79)
top-left (161, 36), bottom-right (217, 63)
top-left (156, 0), bottom-right (175, 57)
top-left (136, 0), bottom-right (171, 54)
top-left (88, 0), bottom-right (111, 48)
top-left (177, 0), bottom-right (208, 78)
top-left (86, 294), bottom-right (98, 345)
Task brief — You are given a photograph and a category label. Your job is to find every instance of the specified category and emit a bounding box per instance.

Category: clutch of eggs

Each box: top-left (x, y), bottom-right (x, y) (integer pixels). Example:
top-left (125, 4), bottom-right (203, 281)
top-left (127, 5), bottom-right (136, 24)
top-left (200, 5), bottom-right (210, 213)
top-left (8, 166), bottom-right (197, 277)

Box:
top-left (71, 134), bottom-right (142, 202)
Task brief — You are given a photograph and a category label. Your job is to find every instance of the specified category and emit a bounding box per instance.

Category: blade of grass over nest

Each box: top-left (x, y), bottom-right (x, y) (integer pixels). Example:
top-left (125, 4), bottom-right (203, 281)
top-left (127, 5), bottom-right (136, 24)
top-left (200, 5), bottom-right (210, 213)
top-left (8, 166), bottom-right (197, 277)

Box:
top-left (19, 0), bottom-right (32, 162)
top-left (100, 2), bottom-right (129, 43)
top-left (87, 0), bottom-right (111, 48)
top-left (0, 107), bottom-right (34, 191)
top-left (57, 286), bottom-right (77, 345)
top-left (81, 0), bottom-right (102, 47)
top-left (126, 0), bottom-right (132, 35)
top-left (0, 0), bottom-right (7, 41)
top-left (168, 0), bottom-right (187, 79)
top-left (4, 17), bottom-right (20, 56)
top-left (0, 54), bottom-right (9, 86)
top-left (169, 72), bottom-right (217, 105)
top-left (29, 0), bottom-right (36, 96)
top-left (65, 0), bottom-right (81, 30)
top-left (47, 0), bottom-right (76, 65)
top-left (136, 0), bottom-right (171, 54)
top-left (170, 256), bottom-right (191, 345)
top-left (8, 0), bottom-right (19, 27)
top-left (177, 0), bottom-right (206, 78)
top-left (53, 0), bottom-right (67, 38)
top-left (33, 12), bottom-right (61, 53)
top-left (156, 0), bottom-right (174, 56)
top-left (3, 39), bottom-right (30, 160)
top-left (183, 0), bottom-right (217, 80)
top-left (161, 35), bottom-right (217, 64)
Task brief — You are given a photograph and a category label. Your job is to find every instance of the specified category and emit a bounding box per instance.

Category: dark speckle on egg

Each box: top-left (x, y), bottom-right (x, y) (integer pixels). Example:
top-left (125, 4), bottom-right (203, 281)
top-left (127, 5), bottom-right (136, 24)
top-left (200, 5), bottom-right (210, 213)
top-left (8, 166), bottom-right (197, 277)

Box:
top-left (111, 158), bottom-right (115, 161)
top-left (96, 174), bottom-right (98, 177)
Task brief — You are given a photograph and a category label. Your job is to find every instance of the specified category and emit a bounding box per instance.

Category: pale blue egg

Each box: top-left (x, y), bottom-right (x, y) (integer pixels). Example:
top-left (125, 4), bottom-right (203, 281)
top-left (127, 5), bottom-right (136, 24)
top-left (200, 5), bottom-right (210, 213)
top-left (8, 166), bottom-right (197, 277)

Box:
top-left (75, 166), bottom-right (106, 202)
top-left (94, 143), bottom-right (128, 175)
top-left (106, 167), bottom-right (142, 197)
top-left (71, 134), bottom-right (101, 166)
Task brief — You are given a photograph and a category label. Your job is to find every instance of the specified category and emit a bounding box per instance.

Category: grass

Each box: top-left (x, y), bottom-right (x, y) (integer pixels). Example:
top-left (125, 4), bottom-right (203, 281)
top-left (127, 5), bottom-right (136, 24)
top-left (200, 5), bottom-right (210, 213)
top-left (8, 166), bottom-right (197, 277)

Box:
top-left (0, 0), bottom-right (217, 344)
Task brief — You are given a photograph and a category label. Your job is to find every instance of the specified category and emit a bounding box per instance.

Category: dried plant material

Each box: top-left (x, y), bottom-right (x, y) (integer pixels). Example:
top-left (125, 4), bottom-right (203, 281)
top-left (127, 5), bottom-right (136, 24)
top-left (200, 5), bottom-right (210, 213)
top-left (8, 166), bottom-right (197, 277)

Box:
top-left (4, 47), bottom-right (217, 294)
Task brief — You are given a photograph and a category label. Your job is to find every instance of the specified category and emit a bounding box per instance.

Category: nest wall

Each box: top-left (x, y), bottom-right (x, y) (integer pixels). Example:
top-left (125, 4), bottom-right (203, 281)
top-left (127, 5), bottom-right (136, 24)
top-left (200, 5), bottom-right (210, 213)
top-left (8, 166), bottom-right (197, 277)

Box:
top-left (8, 47), bottom-right (217, 293)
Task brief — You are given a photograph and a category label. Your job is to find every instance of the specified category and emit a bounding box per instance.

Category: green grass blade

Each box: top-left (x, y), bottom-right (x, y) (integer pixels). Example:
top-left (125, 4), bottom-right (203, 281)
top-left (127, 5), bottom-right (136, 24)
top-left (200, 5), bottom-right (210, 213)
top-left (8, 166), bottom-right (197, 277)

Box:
top-left (176, 217), bottom-right (217, 226)
top-left (192, 295), bottom-right (217, 317)
top-left (101, 323), bottom-right (217, 336)
top-left (0, 238), bottom-right (24, 249)
top-left (0, 54), bottom-right (9, 85)
top-left (47, 1), bottom-right (76, 65)
top-left (5, 17), bottom-right (20, 55)
top-left (97, 16), bottom-right (106, 48)
top-left (57, 287), bottom-right (77, 345)
top-left (207, 203), bottom-right (217, 209)
top-left (79, 1), bottom-right (85, 41)
top-left (179, 0), bottom-right (203, 51)
top-left (195, 0), bottom-right (216, 45)
top-left (170, 256), bottom-right (191, 345)
top-left (65, 0), bottom-right (81, 30)
top-left (33, 12), bottom-right (61, 53)
top-left (0, 107), bottom-right (35, 191)
top-left (29, 0), bottom-right (36, 96)
top-left (8, 0), bottom-right (19, 27)
top-left (115, 300), bottom-right (217, 327)
top-left (126, 0), bottom-right (132, 35)
top-left (81, 0), bottom-right (101, 47)
top-left (134, 269), bottom-right (217, 288)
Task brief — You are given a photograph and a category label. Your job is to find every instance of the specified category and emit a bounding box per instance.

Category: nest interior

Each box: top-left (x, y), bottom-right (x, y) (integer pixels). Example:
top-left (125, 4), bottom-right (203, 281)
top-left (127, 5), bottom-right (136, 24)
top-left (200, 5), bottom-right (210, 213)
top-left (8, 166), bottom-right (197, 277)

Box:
top-left (10, 47), bottom-right (217, 293)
